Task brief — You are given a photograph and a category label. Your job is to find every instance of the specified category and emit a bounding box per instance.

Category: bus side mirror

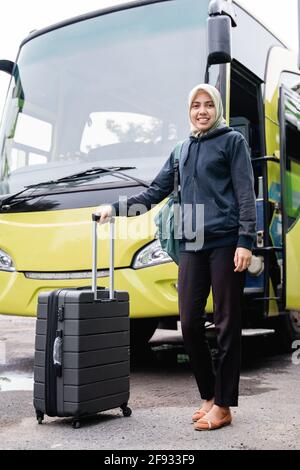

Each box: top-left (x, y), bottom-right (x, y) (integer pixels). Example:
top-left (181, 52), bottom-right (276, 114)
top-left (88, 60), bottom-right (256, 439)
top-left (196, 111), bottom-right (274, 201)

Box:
top-left (207, 0), bottom-right (237, 66)
top-left (0, 60), bottom-right (15, 76)
top-left (207, 15), bottom-right (232, 65)
top-left (0, 60), bottom-right (24, 103)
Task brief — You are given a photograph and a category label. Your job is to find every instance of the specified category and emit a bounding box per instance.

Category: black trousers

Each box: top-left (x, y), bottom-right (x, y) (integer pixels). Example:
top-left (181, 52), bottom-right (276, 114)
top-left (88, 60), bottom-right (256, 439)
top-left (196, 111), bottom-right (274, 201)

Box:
top-left (178, 246), bottom-right (246, 407)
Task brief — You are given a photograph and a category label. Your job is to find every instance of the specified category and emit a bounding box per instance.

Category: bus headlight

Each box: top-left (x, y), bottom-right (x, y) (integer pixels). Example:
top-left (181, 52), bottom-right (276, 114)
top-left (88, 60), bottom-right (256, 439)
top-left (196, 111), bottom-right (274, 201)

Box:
top-left (248, 255), bottom-right (264, 276)
top-left (0, 249), bottom-right (16, 272)
top-left (132, 239), bottom-right (172, 269)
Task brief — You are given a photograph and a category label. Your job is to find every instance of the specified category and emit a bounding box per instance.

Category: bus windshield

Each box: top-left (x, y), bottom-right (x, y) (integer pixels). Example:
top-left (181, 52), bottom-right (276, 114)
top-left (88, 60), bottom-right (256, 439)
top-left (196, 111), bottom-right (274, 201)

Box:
top-left (0, 0), bottom-right (209, 195)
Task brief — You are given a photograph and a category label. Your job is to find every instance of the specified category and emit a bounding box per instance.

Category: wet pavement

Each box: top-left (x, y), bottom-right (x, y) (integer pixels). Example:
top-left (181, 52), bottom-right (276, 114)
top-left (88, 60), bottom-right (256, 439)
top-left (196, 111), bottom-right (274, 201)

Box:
top-left (0, 314), bottom-right (299, 450)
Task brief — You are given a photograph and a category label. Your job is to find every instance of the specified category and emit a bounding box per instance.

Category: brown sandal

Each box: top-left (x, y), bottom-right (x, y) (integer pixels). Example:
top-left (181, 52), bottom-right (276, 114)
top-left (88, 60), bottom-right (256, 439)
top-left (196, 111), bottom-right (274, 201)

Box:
top-left (194, 413), bottom-right (232, 431)
top-left (191, 408), bottom-right (208, 422)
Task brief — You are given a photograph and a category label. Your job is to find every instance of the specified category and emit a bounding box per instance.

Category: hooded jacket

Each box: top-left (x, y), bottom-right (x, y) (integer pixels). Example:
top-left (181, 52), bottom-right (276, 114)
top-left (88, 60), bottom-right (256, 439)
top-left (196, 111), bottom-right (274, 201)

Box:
top-left (112, 126), bottom-right (257, 251)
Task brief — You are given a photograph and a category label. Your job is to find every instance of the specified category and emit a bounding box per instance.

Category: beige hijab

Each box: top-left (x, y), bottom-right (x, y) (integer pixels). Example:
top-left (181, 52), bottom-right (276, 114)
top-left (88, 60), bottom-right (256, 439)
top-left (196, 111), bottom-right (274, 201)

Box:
top-left (188, 84), bottom-right (227, 137)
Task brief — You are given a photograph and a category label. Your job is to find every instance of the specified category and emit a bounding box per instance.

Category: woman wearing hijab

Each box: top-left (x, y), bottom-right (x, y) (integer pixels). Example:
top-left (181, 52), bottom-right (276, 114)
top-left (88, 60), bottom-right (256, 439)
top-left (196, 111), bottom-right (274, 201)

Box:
top-left (95, 84), bottom-right (256, 431)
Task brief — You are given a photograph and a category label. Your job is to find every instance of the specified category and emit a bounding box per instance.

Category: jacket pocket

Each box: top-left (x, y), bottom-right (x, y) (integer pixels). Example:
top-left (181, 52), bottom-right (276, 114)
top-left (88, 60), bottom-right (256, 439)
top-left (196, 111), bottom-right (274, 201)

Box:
top-left (190, 198), bottom-right (227, 237)
top-left (204, 198), bottom-right (227, 233)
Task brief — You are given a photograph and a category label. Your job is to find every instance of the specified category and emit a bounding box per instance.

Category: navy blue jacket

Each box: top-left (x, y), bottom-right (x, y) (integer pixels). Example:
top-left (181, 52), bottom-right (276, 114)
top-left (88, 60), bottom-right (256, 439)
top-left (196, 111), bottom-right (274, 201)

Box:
top-left (112, 127), bottom-right (257, 251)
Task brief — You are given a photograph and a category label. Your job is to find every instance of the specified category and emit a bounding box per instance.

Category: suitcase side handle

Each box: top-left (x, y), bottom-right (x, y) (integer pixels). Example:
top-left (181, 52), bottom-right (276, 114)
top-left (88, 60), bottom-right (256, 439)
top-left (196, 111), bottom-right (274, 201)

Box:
top-left (92, 215), bottom-right (115, 301)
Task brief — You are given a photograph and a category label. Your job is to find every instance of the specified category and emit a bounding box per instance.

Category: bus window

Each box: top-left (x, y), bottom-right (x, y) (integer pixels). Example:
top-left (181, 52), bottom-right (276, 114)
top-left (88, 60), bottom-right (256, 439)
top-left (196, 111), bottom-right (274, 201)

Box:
top-left (8, 113), bottom-right (51, 171)
top-left (80, 112), bottom-right (177, 160)
top-left (14, 113), bottom-right (52, 152)
top-left (0, 0), bottom-right (209, 195)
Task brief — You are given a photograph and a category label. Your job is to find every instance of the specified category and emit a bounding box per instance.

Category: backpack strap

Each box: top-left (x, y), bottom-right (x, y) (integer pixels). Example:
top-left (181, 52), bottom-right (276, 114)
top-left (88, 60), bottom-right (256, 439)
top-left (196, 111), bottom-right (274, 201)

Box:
top-left (173, 141), bottom-right (183, 204)
top-left (174, 141), bottom-right (183, 162)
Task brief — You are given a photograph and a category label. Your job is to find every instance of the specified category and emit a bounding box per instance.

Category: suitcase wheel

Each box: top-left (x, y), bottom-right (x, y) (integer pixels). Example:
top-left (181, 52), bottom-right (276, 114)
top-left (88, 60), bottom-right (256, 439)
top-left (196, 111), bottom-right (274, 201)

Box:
top-left (36, 411), bottom-right (44, 425)
top-left (72, 419), bottom-right (81, 429)
top-left (121, 404), bottom-right (132, 417)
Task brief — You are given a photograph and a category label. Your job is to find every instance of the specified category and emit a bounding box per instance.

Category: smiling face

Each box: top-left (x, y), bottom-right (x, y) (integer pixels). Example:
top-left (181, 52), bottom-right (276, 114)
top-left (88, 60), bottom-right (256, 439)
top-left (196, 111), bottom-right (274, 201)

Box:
top-left (190, 90), bottom-right (216, 133)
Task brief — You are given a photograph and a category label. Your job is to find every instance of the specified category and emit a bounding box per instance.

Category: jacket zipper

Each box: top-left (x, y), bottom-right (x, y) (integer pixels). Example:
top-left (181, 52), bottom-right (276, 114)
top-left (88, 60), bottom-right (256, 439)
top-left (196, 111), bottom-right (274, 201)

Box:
top-left (192, 139), bottom-right (201, 240)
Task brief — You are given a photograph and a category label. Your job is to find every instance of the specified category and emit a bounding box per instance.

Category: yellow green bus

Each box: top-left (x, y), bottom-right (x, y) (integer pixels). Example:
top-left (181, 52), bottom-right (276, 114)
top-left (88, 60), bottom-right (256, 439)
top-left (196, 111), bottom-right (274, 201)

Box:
top-left (0, 0), bottom-right (300, 351)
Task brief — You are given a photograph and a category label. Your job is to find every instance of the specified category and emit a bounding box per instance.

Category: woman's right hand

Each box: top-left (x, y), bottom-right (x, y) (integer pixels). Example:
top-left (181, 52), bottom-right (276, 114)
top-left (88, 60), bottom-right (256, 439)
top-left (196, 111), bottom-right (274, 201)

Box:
top-left (94, 205), bottom-right (113, 224)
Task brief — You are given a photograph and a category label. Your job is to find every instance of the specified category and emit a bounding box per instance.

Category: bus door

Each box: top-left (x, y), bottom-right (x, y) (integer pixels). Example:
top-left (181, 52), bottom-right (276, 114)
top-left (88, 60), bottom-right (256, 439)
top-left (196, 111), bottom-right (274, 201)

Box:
top-left (228, 62), bottom-right (272, 318)
top-left (279, 85), bottom-right (300, 313)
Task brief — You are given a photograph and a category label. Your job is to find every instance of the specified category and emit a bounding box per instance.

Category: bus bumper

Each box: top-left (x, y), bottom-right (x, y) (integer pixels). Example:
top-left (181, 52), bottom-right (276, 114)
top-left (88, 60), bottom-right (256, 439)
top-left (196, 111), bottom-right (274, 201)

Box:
top-left (0, 265), bottom-right (214, 318)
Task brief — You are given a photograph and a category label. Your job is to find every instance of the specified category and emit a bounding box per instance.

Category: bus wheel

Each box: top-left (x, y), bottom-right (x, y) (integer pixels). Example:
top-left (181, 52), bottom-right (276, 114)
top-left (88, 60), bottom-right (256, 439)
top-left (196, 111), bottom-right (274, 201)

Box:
top-left (273, 311), bottom-right (300, 351)
top-left (130, 318), bottom-right (159, 358)
top-left (286, 310), bottom-right (300, 340)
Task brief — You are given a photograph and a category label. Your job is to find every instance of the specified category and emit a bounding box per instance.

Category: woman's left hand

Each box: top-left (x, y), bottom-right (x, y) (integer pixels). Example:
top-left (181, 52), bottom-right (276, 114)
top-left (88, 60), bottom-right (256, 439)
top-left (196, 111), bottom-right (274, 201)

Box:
top-left (234, 247), bottom-right (252, 272)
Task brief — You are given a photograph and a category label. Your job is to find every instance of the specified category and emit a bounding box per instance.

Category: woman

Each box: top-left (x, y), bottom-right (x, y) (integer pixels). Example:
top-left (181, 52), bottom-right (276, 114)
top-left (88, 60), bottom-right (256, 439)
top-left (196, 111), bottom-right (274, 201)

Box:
top-left (96, 84), bottom-right (256, 431)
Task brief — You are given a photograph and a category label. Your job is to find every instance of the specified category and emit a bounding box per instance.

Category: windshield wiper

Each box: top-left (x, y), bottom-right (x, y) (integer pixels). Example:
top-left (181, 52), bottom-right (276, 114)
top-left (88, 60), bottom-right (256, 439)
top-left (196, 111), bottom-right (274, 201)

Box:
top-left (43, 166), bottom-right (150, 188)
top-left (0, 165), bottom-right (149, 211)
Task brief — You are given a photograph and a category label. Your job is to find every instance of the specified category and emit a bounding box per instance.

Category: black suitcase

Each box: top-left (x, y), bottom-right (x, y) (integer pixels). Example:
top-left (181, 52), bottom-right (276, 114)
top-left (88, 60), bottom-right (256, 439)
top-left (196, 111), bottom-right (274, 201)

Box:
top-left (33, 216), bottom-right (131, 428)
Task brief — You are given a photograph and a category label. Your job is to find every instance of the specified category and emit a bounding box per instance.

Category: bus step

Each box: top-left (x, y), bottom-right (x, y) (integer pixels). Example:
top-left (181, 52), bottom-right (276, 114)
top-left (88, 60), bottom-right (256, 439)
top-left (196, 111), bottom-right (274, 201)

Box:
top-left (241, 328), bottom-right (275, 337)
top-left (206, 325), bottom-right (275, 337)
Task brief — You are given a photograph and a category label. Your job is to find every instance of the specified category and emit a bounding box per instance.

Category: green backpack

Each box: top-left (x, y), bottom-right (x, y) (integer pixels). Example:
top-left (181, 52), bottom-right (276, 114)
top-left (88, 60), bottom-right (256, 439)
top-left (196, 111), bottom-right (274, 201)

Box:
top-left (154, 141), bottom-right (183, 264)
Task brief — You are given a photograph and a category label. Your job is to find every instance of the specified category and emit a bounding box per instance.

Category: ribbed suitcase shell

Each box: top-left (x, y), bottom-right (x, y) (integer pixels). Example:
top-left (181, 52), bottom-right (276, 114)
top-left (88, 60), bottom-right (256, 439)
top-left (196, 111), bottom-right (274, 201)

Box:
top-left (33, 288), bottom-right (130, 423)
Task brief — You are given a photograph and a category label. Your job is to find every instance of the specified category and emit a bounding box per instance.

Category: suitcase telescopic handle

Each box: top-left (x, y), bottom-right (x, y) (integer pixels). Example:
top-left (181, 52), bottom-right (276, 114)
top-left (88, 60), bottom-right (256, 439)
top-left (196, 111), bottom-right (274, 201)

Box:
top-left (92, 214), bottom-right (115, 301)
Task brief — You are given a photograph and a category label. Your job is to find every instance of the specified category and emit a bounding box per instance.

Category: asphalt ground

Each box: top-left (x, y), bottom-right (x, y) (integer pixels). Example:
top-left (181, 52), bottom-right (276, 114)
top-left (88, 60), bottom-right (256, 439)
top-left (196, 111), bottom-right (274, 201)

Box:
top-left (0, 315), bottom-right (299, 450)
